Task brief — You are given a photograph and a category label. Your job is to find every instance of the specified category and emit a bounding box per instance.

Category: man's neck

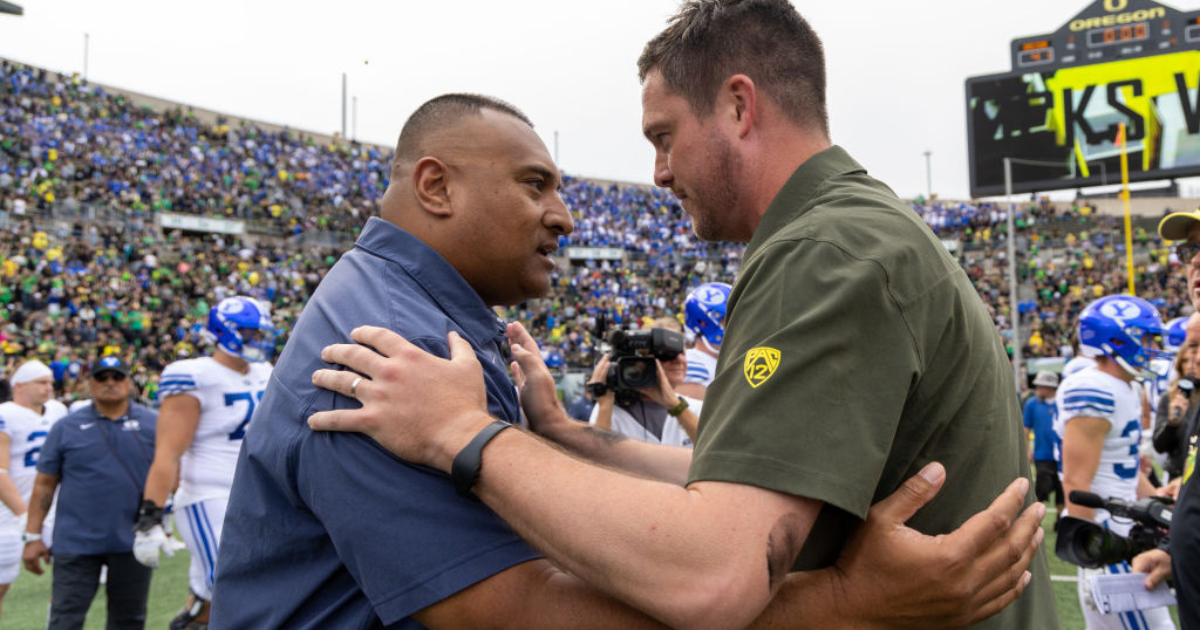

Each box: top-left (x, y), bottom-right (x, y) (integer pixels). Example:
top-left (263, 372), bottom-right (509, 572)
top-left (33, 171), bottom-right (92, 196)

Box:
top-left (94, 399), bottom-right (131, 421)
top-left (13, 398), bottom-right (44, 415)
top-left (1096, 357), bottom-right (1135, 383)
top-left (214, 350), bottom-right (250, 375)
top-left (743, 131), bottom-right (832, 237)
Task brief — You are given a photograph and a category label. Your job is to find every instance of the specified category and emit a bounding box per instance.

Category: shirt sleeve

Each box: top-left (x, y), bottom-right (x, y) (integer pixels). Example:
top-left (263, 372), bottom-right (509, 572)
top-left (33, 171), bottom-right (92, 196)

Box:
top-left (36, 422), bottom-right (64, 476)
top-left (158, 361), bottom-right (201, 400)
top-left (1023, 398), bottom-right (1036, 429)
top-left (689, 238), bottom-right (921, 519)
top-left (1058, 378), bottom-right (1118, 427)
top-left (295, 337), bottom-right (539, 625)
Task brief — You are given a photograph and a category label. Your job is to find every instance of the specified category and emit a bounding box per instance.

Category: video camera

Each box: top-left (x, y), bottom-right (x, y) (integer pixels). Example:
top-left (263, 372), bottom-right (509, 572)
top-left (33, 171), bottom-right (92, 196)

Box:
top-left (598, 328), bottom-right (685, 406)
top-left (1055, 490), bottom-right (1173, 569)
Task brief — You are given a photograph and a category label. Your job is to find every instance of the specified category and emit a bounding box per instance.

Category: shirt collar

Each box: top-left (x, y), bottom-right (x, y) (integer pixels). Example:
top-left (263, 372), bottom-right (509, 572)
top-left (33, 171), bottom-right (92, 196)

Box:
top-left (745, 145), bottom-right (865, 260)
top-left (352, 217), bottom-right (505, 345)
top-left (89, 404), bottom-right (130, 423)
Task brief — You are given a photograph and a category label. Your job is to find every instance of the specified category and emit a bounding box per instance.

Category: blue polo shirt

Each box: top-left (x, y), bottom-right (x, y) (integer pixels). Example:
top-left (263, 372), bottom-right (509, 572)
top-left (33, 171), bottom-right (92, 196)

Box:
top-left (212, 218), bottom-right (540, 630)
top-left (1022, 396), bottom-right (1058, 463)
top-left (36, 403), bottom-right (157, 555)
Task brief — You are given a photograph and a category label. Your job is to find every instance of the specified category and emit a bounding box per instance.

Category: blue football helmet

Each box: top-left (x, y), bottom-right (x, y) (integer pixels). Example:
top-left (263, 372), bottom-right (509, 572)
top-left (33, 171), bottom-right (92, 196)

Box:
top-left (206, 296), bottom-right (276, 363)
top-left (684, 282), bottom-right (732, 347)
top-left (1164, 316), bottom-right (1189, 353)
top-left (1077, 295), bottom-right (1172, 380)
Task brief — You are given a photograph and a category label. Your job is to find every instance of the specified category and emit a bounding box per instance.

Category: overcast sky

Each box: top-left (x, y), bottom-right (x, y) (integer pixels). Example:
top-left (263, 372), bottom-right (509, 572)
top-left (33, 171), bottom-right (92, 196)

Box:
top-left (0, 0), bottom-right (1187, 199)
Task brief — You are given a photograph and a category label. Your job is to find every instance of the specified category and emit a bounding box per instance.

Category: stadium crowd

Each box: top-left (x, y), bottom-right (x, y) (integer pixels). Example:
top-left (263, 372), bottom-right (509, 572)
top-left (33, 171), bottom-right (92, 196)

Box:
top-left (0, 58), bottom-right (1193, 393)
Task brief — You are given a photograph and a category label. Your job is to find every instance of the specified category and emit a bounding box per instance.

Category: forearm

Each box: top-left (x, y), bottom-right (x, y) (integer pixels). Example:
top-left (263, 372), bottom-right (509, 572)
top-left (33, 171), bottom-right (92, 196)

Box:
top-left (1060, 473), bottom-right (1095, 521)
top-left (543, 416), bottom-right (691, 485)
top-left (417, 560), bottom-right (673, 630)
top-left (25, 474), bottom-right (58, 532)
top-left (592, 397), bottom-right (614, 432)
top-left (142, 457), bottom-right (180, 506)
top-left (0, 474), bottom-right (25, 515)
top-left (468, 423), bottom-right (809, 630)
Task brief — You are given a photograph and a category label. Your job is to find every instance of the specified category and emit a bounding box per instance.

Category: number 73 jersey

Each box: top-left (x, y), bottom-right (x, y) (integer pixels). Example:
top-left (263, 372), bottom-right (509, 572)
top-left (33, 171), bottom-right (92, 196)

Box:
top-left (159, 357), bottom-right (273, 507)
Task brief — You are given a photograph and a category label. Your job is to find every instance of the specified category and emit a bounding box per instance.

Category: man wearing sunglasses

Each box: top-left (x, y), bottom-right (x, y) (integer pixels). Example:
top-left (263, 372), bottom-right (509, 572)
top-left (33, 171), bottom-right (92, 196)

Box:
top-left (22, 356), bottom-right (159, 630)
top-left (587, 320), bottom-right (702, 446)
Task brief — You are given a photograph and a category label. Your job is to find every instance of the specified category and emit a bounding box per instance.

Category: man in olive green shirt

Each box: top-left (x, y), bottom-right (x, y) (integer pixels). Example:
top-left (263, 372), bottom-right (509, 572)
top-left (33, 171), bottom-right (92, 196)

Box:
top-left (305, 1), bottom-right (1056, 629)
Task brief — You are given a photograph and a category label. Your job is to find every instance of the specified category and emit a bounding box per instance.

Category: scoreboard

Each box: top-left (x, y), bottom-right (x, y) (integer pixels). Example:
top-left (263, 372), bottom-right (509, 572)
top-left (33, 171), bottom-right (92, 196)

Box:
top-left (966, 0), bottom-right (1200, 196)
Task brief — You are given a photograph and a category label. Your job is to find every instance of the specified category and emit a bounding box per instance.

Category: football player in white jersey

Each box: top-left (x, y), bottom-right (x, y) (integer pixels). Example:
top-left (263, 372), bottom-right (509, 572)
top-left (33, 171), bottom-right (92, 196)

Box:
top-left (676, 282), bottom-right (730, 401)
top-left (0, 360), bottom-right (68, 617)
top-left (133, 297), bottom-right (275, 630)
top-left (1056, 295), bottom-right (1176, 630)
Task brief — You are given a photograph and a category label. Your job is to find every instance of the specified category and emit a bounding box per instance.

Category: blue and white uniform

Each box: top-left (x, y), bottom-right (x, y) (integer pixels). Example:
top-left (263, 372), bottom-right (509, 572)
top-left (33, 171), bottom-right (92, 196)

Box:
top-left (159, 356), bottom-right (271, 601)
top-left (0, 399), bottom-right (67, 583)
top-left (1056, 366), bottom-right (1175, 630)
top-left (683, 348), bottom-right (717, 388)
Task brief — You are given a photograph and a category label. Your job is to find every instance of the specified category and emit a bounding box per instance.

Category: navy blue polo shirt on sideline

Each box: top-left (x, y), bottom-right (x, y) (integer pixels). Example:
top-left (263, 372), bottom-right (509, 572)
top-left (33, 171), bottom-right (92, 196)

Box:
top-left (37, 403), bottom-right (157, 555)
top-left (212, 218), bottom-right (540, 630)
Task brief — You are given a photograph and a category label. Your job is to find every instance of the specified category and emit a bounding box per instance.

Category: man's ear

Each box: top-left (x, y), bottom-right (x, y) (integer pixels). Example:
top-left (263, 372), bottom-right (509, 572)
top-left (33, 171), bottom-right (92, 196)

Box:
top-left (725, 74), bottom-right (756, 139)
top-left (412, 157), bottom-right (454, 217)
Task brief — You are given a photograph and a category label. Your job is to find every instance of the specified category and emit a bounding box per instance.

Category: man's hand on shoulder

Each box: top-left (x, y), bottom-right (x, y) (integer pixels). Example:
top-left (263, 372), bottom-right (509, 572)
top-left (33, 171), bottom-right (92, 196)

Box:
top-left (309, 326), bottom-right (494, 471)
top-left (823, 464), bottom-right (1043, 629)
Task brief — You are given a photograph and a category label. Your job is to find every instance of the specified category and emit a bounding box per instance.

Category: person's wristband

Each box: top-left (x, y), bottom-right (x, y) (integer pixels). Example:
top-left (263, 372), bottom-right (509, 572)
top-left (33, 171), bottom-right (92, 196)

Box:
top-left (134, 499), bottom-right (164, 533)
top-left (21, 531), bottom-right (41, 544)
top-left (451, 421), bottom-right (513, 501)
top-left (667, 397), bottom-right (689, 417)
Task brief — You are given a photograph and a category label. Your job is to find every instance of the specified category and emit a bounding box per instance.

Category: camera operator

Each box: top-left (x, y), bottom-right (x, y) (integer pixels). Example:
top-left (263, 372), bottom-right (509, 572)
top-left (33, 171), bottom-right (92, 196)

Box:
top-left (1055, 295), bottom-right (1176, 630)
top-left (586, 319), bottom-right (701, 446)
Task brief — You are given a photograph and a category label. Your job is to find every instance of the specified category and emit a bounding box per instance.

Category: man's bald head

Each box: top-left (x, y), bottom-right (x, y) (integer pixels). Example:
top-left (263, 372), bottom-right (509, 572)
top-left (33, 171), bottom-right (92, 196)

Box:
top-left (393, 93), bottom-right (533, 171)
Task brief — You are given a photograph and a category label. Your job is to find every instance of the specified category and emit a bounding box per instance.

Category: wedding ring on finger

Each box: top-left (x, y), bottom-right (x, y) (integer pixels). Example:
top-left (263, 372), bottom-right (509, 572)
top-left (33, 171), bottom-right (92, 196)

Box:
top-left (350, 376), bottom-right (364, 399)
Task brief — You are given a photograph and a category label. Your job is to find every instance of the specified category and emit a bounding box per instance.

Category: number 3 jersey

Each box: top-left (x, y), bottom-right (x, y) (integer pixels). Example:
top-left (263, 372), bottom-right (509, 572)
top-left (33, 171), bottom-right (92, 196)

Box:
top-left (1054, 366), bottom-right (1142, 532)
top-left (0, 400), bottom-right (68, 527)
top-left (159, 357), bottom-right (272, 507)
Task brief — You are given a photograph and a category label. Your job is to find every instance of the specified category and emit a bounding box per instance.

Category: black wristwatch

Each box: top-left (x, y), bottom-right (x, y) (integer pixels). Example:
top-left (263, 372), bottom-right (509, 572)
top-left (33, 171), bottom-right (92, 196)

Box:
top-left (587, 381), bottom-right (608, 398)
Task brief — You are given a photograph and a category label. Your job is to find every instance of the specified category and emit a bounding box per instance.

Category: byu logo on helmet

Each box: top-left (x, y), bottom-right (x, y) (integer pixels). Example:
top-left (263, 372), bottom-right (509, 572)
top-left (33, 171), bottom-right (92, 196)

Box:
top-left (1078, 295), bottom-right (1171, 381)
top-left (685, 282), bottom-right (732, 347)
top-left (1098, 299), bottom-right (1139, 323)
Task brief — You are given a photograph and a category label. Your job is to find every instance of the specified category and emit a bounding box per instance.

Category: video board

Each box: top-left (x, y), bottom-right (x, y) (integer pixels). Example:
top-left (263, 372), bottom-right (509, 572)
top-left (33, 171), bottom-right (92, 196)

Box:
top-left (966, 0), bottom-right (1200, 196)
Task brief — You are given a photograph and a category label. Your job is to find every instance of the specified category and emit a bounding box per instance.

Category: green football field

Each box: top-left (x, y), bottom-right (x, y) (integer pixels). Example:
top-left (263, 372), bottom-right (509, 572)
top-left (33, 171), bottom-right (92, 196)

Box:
top-left (0, 508), bottom-right (1182, 629)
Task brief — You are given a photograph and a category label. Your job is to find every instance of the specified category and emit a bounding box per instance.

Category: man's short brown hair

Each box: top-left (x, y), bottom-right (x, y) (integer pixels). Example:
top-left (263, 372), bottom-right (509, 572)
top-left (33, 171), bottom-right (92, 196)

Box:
top-left (393, 93), bottom-right (533, 168)
top-left (638, 0), bottom-right (828, 136)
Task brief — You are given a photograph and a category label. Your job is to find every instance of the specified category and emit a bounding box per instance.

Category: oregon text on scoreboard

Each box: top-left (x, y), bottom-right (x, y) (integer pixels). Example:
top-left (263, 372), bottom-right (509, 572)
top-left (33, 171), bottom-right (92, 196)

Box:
top-left (966, 0), bottom-right (1200, 196)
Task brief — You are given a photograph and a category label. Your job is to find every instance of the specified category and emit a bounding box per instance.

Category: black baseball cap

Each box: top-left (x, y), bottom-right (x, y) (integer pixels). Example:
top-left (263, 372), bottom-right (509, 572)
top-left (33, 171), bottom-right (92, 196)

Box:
top-left (91, 355), bottom-right (131, 377)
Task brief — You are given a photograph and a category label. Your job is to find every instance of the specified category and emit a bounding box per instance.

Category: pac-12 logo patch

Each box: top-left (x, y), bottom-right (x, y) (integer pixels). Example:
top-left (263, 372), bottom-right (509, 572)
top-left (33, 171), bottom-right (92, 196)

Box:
top-left (743, 347), bottom-right (781, 388)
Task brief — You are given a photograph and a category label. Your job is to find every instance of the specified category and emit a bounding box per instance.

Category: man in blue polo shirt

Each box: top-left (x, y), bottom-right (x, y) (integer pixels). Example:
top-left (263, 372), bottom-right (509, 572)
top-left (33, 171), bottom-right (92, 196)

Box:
top-left (1023, 371), bottom-right (1063, 517)
top-left (212, 94), bottom-right (572, 630)
top-left (22, 356), bottom-right (159, 630)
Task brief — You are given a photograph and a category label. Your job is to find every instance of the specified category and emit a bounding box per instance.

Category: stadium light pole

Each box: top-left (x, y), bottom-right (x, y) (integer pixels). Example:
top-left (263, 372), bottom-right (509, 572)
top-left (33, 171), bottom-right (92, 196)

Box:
top-left (1004, 157), bottom-right (1022, 394)
top-left (352, 96), bottom-right (358, 141)
top-left (923, 150), bottom-right (932, 199)
top-left (341, 73), bottom-right (347, 140)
